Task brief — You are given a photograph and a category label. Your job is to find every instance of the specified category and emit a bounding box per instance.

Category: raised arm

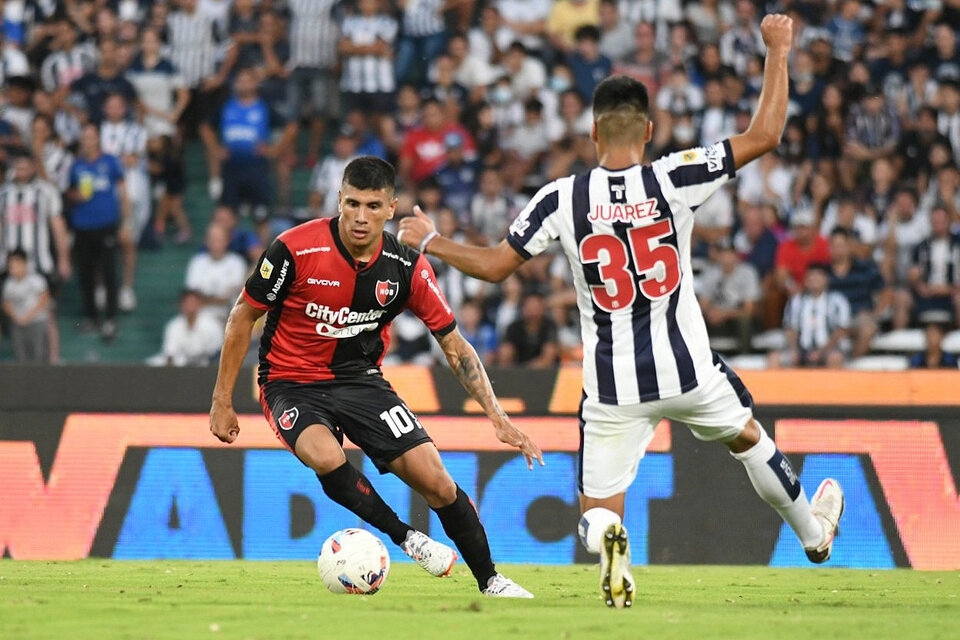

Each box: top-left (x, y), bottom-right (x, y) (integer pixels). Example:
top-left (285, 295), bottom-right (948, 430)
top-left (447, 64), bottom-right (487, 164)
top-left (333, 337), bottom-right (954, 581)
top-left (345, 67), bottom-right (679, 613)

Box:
top-left (210, 297), bottom-right (264, 443)
top-left (728, 14), bottom-right (793, 170)
top-left (398, 207), bottom-right (526, 282)
top-left (435, 328), bottom-right (544, 469)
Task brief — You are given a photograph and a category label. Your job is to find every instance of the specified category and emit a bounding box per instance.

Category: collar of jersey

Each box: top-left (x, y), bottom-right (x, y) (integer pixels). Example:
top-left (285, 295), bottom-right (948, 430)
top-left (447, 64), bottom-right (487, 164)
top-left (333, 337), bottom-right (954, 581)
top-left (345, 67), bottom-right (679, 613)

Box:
top-left (330, 215), bottom-right (383, 272)
top-left (598, 163), bottom-right (641, 172)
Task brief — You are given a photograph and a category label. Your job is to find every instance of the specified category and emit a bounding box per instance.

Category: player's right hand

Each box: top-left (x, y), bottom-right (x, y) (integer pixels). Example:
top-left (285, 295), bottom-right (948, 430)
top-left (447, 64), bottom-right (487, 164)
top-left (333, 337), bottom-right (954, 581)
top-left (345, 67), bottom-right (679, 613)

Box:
top-left (760, 14), bottom-right (793, 53)
top-left (210, 400), bottom-right (240, 444)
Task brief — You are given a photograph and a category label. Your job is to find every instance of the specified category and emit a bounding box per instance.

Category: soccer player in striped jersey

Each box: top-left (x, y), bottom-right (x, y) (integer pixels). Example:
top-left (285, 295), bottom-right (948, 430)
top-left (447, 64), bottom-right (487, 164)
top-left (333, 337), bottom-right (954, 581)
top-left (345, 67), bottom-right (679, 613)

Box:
top-left (399, 15), bottom-right (844, 608)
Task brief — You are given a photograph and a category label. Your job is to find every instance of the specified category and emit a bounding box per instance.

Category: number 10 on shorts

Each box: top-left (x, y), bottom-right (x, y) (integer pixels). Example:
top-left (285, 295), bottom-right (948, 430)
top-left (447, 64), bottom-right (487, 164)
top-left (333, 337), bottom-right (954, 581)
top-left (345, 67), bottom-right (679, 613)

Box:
top-left (379, 405), bottom-right (424, 438)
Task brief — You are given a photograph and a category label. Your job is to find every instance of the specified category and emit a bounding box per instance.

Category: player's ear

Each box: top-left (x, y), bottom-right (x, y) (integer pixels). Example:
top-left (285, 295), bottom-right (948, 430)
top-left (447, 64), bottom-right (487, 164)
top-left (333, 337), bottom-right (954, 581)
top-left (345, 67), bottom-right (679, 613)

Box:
top-left (336, 190), bottom-right (342, 213)
top-left (645, 120), bottom-right (653, 143)
top-left (590, 121), bottom-right (598, 143)
top-left (386, 197), bottom-right (398, 220)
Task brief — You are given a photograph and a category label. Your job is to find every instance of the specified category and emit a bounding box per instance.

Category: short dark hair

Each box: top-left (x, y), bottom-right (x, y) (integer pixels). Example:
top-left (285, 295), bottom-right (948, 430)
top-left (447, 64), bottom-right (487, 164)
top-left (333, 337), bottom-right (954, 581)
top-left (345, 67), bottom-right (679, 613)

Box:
top-left (592, 75), bottom-right (650, 121)
top-left (829, 226), bottom-right (851, 240)
top-left (342, 156), bottom-right (396, 193)
top-left (7, 248), bottom-right (28, 262)
top-left (575, 25), bottom-right (601, 43)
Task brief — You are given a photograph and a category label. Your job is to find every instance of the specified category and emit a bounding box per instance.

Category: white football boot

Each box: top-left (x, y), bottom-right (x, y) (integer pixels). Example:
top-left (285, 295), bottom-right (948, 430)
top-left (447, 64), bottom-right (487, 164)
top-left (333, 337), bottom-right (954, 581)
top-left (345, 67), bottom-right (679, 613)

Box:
top-left (805, 478), bottom-right (845, 564)
top-left (600, 522), bottom-right (635, 608)
top-left (483, 574), bottom-right (534, 598)
top-left (402, 530), bottom-right (457, 577)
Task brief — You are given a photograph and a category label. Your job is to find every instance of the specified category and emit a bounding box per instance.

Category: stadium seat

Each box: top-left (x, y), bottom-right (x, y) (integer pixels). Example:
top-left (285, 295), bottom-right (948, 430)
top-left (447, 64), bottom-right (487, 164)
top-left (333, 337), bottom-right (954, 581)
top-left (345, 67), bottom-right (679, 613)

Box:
top-left (942, 331), bottom-right (960, 354)
top-left (725, 354), bottom-right (768, 370)
top-left (750, 330), bottom-right (785, 351)
top-left (870, 329), bottom-right (924, 353)
top-left (846, 355), bottom-right (910, 371)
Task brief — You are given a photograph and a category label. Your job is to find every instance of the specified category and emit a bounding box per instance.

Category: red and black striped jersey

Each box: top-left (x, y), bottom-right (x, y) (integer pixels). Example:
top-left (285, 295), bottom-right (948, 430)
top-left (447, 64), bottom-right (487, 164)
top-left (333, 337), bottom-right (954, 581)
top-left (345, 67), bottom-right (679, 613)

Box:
top-left (244, 216), bottom-right (456, 385)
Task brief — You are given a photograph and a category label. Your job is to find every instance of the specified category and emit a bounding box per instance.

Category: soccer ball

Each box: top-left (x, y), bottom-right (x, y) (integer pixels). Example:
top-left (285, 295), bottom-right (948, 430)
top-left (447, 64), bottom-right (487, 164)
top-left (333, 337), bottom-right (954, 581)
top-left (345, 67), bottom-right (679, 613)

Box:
top-left (317, 528), bottom-right (391, 595)
top-left (578, 507), bottom-right (622, 554)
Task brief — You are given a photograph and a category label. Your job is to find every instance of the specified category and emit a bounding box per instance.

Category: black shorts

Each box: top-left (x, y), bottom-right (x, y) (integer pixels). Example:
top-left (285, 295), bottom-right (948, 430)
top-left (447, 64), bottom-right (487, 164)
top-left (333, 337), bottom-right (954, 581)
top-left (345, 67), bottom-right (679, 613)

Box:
top-left (221, 159), bottom-right (271, 222)
top-left (259, 376), bottom-right (433, 473)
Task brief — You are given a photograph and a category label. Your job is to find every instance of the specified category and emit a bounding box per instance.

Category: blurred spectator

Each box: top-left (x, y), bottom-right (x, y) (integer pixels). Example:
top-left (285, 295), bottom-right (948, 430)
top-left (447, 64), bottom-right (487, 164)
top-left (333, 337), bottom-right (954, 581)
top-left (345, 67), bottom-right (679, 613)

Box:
top-left (697, 239), bottom-right (760, 354)
top-left (157, 289), bottom-right (225, 366)
top-left (613, 22), bottom-right (668, 98)
top-left (770, 264), bottom-right (851, 369)
top-left (502, 41), bottom-right (547, 100)
top-left (0, 34), bottom-right (29, 87)
top-left (344, 109), bottom-right (389, 159)
top-left (841, 84), bottom-right (900, 189)
top-left (396, 0), bottom-right (456, 87)
top-left (339, 0), bottom-right (398, 116)
top-left (433, 132), bottom-right (479, 215)
top-left (205, 68), bottom-right (296, 240)
top-left (469, 167), bottom-right (517, 243)
top-left (879, 189), bottom-right (930, 325)
top-left (903, 206), bottom-right (960, 328)
top-left (39, 18), bottom-right (96, 100)
top-left (285, 0), bottom-right (341, 167)
top-left (496, 0), bottom-right (551, 54)
top-left (826, 0), bottom-right (865, 63)
top-left (498, 292), bottom-right (559, 367)
top-left (819, 192), bottom-right (877, 259)
top-left (503, 97), bottom-right (549, 191)
top-left (938, 81), bottom-right (960, 165)
top-left (899, 107), bottom-right (952, 182)
top-left (4, 75), bottom-right (36, 145)
top-left (547, 0), bottom-right (600, 55)
top-left (775, 208), bottom-right (830, 297)
top-left (167, 0), bottom-right (237, 199)
top-left (686, 0), bottom-right (734, 49)
top-left (458, 298), bottom-right (498, 366)
top-left (184, 223), bottom-right (248, 324)
top-left (597, 0), bottom-right (632, 63)
top-left (69, 39), bottom-right (137, 125)
top-left (310, 128), bottom-right (358, 216)
top-left (2, 249), bottom-right (51, 363)
top-left (789, 51), bottom-right (822, 118)
top-left (448, 32), bottom-right (496, 90)
top-left (909, 320), bottom-right (959, 369)
top-left (68, 124), bottom-right (130, 341)
top-left (399, 98), bottom-right (474, 184)
top-left (101, 93), bottom-right (149, 312)
top-left (827, 228), bottom-right (888, 358)
top-left (567, 25), bottom-right (611, 103)
top-left (125, 27), bottom-right (189, 142)
top-left (211, 206), bottom-right (263, 264)
top-left (425, 53), bottom-right (468, 121)
top-left (928, 23), bottom-right (960, 84)
top-left (719, 0), bottom-right (763, 77)
top-left (31, 115), bottom-right (73, 192)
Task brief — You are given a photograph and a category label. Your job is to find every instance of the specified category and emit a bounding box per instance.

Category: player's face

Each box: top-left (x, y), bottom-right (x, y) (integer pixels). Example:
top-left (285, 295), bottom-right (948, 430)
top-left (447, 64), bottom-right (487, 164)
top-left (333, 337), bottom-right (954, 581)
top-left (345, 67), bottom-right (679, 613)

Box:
top-left (338, 184), bottom-right (397, 257)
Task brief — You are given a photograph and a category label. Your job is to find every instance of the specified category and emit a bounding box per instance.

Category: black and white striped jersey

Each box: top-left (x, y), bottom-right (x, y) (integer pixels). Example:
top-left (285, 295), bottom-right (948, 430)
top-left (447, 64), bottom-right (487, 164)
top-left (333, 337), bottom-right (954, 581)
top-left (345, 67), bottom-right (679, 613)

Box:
top-left (40, 42), bottom-right (97, 92)
top-left (340, 14), bottom-right (397, 94)
top-left (506, 140), bottom-right (738, 405)
top-left (166, 9), bottom-right (229, 88)
top-left (40, 142), bottom-right (74, 192)
top-left (0, 178), bottom-right (63, 276)
top-left (401, 0), bottom-right (445, 37)
top-left (101, 120), bottom-right (148, 162)
top-left (783, 292), bottom-right (851, 351)
top-left (287, 0), bottom-right (340, 69)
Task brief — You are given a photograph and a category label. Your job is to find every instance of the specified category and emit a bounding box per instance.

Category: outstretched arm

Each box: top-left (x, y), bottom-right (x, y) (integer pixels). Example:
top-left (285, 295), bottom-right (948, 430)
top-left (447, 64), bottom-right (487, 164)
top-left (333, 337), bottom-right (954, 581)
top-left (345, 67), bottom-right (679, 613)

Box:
top-left (436, 328), bottom-right (544, 469)
top-left (398, 207), bottom-right (526, 282)
top-left (210, 297), bottom-right (264, 443)
top-left (728, 14), bottom-right (794, 170)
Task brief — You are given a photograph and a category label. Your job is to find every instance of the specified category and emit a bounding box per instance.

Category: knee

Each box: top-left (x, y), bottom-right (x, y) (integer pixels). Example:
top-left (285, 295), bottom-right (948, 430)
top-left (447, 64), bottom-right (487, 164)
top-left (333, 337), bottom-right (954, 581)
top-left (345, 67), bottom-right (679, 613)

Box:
top-left (423, 474), bottom-right (458, 508)
top-left (726, 418), bottom-right (761, 454)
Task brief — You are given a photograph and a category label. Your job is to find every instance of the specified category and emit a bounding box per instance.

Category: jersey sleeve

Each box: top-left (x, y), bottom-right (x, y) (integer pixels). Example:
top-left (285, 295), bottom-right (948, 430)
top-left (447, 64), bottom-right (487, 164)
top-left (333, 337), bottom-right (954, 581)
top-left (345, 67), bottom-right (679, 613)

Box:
top-left (406, 254), bottom-right (457, 336)
top-left (653, 140), bottom-right (736, 211)
top-left (505, 182), bottom-right (563, 260)
top-left (243, 238), bottom-right (296, 310)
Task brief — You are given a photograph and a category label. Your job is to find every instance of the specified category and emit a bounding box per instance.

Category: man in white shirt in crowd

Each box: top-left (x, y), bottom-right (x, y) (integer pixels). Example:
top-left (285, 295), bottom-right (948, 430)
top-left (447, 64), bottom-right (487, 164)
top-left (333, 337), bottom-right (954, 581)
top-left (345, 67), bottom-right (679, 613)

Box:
top-left (157, 289), bottom-right (225, 365)
top-left (184, 222), bottom-right (248, 323)
top-left (697, 239), bottom-right (760, 354)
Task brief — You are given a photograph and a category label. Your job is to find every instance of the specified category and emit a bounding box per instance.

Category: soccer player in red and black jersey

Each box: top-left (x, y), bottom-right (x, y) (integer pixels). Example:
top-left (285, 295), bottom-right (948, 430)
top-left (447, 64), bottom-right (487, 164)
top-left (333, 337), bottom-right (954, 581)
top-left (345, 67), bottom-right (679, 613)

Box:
top-left (209, 157), bottom-right (542, 597)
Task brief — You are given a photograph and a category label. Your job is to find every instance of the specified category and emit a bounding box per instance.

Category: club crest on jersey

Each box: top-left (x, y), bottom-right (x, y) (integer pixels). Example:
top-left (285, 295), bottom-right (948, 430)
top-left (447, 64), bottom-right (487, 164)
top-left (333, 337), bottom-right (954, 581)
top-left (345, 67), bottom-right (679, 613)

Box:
top-left (259, 258), bottom-right (274, 279)
top-left (278, 407), bottom-right (299, 431)
top-left (375, 280), bottom-right (399, 307)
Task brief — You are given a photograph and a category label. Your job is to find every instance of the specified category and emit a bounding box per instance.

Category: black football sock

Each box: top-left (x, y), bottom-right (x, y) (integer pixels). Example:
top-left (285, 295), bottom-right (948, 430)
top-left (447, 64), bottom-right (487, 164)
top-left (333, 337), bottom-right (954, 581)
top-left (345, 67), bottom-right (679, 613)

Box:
top-left (317, 461), bottom-right (413, 546)
top-left (433, 485), bottom-right (497, 590)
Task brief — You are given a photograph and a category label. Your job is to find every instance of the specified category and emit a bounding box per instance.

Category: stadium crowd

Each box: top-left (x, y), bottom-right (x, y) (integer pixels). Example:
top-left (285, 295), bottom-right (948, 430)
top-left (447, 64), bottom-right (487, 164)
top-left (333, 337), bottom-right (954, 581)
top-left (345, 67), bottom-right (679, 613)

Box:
top-left (0, 0), bottom-right (959, 369)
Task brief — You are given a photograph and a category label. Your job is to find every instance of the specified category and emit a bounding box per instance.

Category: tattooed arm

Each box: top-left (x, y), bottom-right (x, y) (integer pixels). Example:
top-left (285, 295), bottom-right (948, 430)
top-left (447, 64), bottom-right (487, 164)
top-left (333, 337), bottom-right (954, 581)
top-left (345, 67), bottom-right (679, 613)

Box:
top-left (436, 328), bottom-right (544, 469)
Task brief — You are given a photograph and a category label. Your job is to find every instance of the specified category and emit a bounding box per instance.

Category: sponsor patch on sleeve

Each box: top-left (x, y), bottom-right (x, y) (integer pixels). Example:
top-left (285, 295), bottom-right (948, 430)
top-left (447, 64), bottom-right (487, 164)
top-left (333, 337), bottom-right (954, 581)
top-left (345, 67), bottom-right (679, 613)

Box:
top-left (259, 258), bottom-right (274, 279)
top-left (681, 150), bottom-right (698, 163)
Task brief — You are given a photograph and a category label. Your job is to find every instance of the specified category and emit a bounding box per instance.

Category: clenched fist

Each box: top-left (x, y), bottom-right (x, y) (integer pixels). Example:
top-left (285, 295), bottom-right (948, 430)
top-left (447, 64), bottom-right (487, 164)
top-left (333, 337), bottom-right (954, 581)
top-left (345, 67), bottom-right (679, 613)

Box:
top-left (760, 14), bottom-right (793, 54)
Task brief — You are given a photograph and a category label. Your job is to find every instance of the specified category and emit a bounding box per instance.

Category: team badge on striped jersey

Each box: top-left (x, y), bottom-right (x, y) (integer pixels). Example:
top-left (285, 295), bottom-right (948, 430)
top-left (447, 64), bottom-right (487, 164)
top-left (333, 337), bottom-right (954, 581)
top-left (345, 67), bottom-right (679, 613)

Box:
top-left (375, 280), bottom-right (399, 307)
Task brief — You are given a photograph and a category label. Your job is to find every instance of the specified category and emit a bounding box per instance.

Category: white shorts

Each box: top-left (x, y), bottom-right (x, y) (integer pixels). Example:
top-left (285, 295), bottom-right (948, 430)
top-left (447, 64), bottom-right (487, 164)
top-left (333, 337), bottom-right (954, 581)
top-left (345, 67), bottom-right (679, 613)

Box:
top-left (579, 359), bottom-right (754, 499)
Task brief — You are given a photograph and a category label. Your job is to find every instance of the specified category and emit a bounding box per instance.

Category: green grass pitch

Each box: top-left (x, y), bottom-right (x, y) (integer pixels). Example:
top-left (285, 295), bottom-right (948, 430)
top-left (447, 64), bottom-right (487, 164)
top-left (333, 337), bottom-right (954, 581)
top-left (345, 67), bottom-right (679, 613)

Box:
top-left (2, 562), bottom-right (957, 639)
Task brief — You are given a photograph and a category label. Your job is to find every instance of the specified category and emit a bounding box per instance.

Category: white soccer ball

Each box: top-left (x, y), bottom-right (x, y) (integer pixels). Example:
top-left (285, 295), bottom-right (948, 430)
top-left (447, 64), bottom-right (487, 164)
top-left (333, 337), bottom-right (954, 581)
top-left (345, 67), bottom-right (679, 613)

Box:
top-left (578, 507), bottom-right (622, 554)
top-left (317, 528), bottom-right (391, 595)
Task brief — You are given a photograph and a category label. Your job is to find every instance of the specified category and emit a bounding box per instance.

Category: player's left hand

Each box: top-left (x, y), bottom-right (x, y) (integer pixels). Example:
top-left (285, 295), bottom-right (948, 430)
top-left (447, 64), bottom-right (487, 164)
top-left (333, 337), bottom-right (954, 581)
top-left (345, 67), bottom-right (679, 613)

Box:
top-left (493, 416), bottom-right (544, 470)
top-left (397, 206), bottom-right (436, 249)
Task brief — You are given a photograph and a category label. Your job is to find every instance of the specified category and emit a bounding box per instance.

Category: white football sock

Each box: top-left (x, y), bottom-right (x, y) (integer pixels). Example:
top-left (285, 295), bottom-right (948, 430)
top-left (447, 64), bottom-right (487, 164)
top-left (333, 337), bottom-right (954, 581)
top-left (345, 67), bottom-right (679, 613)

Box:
top-left (730, 425), bottom-right (823, 548)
